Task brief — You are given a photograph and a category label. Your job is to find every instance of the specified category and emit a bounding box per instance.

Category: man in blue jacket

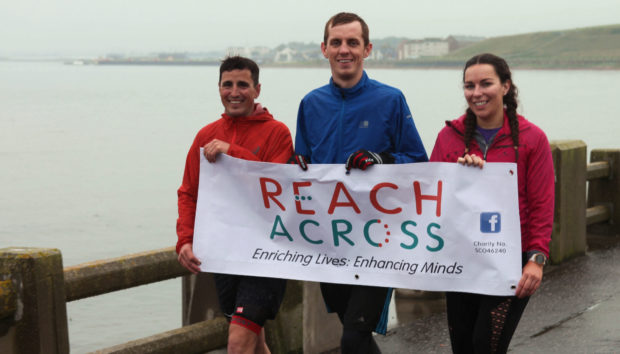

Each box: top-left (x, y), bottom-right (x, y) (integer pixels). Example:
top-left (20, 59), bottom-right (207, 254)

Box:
top-left (293, 12), bottom-right (428, 354)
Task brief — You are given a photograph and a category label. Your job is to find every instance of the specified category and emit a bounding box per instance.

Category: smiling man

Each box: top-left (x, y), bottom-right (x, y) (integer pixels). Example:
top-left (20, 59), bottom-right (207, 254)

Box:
top-left (292, 12), bottom-right (428, 354)
top-left (176, 56), bottom-right (293, 354)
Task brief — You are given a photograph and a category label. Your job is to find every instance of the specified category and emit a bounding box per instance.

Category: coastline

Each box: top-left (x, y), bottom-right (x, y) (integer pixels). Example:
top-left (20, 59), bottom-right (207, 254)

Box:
top-left (2, 58), bottom-right (619, 71)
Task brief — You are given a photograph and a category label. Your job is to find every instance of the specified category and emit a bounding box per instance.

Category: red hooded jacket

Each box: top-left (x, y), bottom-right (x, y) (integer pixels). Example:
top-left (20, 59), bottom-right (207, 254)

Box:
top-left (176, 105), bottom-right (294, 253)
top-left (430, 112), bottom-right (554, 257)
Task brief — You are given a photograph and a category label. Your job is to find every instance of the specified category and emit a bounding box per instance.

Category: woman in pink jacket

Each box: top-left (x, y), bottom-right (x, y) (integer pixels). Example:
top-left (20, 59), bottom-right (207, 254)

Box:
top-left (430, 53), bottom-right (554, 354)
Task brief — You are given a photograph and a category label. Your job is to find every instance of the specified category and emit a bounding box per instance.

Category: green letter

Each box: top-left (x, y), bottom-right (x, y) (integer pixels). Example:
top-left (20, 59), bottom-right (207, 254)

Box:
top-left (300, 220), bottom-right (323, 244)
top-left (363, 219), bottom-right (381, 247)
top-left (332, 219), bottom-right (354, 247)
top-left (270, 215), bottom-right (293, 241)
top-left (426, 223), bottom-right (443, 252)
top-left (400, 220), bottom-right (419, 250)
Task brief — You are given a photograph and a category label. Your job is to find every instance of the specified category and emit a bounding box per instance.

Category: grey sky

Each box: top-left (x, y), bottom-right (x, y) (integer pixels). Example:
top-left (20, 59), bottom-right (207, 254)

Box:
top-left (2, 0), bottom-right (618, 57)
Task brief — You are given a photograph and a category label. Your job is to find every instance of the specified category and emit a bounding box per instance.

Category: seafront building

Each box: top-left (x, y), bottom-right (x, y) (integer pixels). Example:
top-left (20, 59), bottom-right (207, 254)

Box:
top-left (89, 35), bottom-right (482, 66)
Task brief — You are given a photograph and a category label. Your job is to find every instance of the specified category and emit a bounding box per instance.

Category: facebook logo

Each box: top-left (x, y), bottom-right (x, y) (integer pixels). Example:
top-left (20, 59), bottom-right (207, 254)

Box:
top-left (480, 212), bottom-right (501, 233)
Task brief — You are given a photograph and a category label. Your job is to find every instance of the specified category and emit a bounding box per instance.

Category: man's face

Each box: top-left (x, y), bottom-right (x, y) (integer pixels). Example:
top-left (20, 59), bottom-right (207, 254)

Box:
top-left (219, 69), bottom-right (260, 118)
top-left (321, 21), bottom-right (372, 88)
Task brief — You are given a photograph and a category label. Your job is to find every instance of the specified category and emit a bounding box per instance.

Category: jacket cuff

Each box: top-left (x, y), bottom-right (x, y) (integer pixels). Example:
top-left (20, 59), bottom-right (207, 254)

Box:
top-left (379, 151), bottom-right (395, 164)
top-left (176, 239), bottom-right (192, 254)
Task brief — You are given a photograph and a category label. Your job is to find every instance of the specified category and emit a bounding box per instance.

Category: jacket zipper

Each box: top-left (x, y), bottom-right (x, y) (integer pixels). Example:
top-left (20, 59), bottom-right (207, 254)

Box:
top-left (338, 90), bottom-right (346, 161)
top-left (484, 133), bottom-right (507, 160)
top-left (486, 124), bottom-right (532, 161)
top-left (230, 120), bottom-right (237, 145)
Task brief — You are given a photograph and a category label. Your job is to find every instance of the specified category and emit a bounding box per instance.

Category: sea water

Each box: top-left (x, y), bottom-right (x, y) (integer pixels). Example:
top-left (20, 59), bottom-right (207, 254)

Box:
top-left (1, 62), bottom-right (618, 352)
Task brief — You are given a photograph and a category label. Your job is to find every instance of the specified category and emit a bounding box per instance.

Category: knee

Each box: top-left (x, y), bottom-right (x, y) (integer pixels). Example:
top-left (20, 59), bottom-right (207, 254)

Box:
top-left (227, 326), bottom-right (258, 354)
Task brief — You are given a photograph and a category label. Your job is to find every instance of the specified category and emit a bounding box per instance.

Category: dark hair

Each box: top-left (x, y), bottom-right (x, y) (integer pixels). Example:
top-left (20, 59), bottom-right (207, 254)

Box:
top-left (219, 56), bottom-right (259, 86)
top-left (462, 53), bottom-right (520, 161)
top-left (323, 12), bottom-right (370, 47)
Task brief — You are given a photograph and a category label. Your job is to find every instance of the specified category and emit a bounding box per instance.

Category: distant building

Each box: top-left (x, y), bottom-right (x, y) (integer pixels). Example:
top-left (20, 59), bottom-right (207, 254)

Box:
top-left (225, 47), bottom-right (246, 57)
top-left (398, 38), bottom-right (449, 60)
top-left (248, 46), bottom-right (271, 58)
top-left (274, 47), bottom-right (297, 63)
top-left (157, 52), bottom-right (188, 61)
top-left (367, 48), bottom-right (384, 61)
top-left (225, 46), bottom-right (271, 59)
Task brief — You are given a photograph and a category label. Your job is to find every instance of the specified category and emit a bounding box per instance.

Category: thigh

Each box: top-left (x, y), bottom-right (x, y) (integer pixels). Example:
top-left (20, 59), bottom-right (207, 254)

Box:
top-left (214, 273), bottom-right (240, 318)
top-left (343, 285), bottom-right (391, 333)
top-left (475, 295), bottom-right (530, 354)
top-left (446, 292), bottom-right (480, 354)
top-left (320, 282), bottom-right (352, 322)
top-left (234, 276), bottom-right (287, 327)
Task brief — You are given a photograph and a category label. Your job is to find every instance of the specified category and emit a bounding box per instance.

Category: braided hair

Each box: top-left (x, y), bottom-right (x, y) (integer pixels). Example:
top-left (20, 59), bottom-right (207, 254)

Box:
top-left (462, 53), bottom-right (520, 162)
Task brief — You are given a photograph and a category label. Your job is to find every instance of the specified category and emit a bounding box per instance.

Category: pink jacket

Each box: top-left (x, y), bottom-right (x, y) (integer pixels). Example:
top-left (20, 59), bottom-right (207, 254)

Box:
top-left (430, 113), bottom-right (554, 257)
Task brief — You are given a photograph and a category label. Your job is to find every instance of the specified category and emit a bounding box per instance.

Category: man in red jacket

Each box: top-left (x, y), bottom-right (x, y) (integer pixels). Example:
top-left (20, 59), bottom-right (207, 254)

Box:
top-left (176, 56), bottom-right (294, 354)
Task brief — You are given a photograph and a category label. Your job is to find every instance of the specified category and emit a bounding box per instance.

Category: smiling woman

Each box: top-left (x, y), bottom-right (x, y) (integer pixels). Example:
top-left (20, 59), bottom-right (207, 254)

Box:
top-left (463, 64), bottom-right (510, 129)
top-left (430, 53), bottom-right (555, 354)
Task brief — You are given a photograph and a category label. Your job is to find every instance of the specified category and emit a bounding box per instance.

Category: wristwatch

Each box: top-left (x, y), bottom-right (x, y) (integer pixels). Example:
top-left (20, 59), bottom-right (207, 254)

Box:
top-left (528, 252), bottom-right (547, 266)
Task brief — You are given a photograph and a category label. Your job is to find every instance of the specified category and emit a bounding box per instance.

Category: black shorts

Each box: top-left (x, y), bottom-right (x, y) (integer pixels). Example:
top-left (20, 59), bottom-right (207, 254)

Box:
top-left (320, 282), bottom-right (392, 334)
top-left (214, 274), bottom-right (286, 329)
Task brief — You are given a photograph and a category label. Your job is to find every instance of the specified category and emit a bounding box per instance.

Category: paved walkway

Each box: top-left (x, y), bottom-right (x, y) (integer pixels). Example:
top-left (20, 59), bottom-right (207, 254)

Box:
top-left (376, 234), bottom-right (620, 353)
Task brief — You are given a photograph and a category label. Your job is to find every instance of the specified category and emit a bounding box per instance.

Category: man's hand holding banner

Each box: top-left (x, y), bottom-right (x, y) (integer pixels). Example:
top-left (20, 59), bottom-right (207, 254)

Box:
top-left (193, 154), bottom-right (522, 296)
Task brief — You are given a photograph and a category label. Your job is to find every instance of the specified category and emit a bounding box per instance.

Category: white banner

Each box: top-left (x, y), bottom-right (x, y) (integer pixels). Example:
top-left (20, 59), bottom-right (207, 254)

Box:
top-left (194, 154), bottom-right (522, 296)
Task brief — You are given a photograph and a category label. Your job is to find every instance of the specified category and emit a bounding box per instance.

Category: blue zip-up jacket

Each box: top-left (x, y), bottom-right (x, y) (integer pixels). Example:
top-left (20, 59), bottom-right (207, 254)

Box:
top-left (295, 71), bottom-right (428, 164)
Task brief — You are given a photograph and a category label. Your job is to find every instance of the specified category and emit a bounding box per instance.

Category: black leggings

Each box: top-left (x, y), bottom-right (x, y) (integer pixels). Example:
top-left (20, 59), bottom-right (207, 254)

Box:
top-left (320, 283), bottom-right (389, 354)
top-left (445, 292), bottom-right (529, 354)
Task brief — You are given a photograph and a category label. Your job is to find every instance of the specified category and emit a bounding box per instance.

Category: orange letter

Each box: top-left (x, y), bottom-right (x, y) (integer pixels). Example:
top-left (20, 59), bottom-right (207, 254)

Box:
top-left (260, 177), bottom-right (285, 211)
top-left (370, 182), bottom-right (402, 214)
top-left (328, 182), bottom-right (361, 214)
top-left (413, 180), bottom-right (442, 217)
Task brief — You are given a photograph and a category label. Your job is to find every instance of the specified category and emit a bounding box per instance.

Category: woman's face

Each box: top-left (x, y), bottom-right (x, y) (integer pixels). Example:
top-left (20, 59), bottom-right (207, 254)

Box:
top-left (463, 63), bottom-right (510, 128)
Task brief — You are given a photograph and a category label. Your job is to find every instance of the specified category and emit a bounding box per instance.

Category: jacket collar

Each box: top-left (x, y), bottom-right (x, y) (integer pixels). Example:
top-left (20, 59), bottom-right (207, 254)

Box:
top-left (222, 103), bottom-right (273, 123)
top-left (329, 71), bottom-right (368, 98)
top-left (446, 110), bottom-right (529, 137)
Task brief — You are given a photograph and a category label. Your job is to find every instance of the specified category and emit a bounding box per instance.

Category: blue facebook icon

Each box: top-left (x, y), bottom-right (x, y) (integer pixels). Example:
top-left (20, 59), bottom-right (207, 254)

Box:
top-left (480, 212), bottom-right (501, 233)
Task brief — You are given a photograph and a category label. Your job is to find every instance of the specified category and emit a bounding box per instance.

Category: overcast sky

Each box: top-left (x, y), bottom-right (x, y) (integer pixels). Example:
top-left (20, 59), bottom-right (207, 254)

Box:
top-left (2, 0), bottom-right (618, 57)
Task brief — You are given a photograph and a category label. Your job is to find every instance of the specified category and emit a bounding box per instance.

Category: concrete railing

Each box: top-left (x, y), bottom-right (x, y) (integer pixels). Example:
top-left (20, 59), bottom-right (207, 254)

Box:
top-left (586, 162), bottom-right (612, 225)
top-left (587, 149), bottom-right (620, 232)
top-left (0, 247), bottom-right (232, 354)
top-left (550, 141), bottom-right (619, 264)
top-left (2, 140), bottom-right (619, 353)
top-left (64, 247), bottom-right (186, 301)
top-left (0, 246), bottom-right (336, 353)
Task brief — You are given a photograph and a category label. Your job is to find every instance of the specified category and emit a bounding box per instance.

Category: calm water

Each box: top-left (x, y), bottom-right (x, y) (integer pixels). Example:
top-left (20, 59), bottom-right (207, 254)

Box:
top-left (1, 62), bottom-right (618, 352)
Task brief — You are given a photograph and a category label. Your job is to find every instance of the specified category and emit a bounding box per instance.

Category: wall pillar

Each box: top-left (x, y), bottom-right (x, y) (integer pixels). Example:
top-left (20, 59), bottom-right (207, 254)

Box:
top-left (181, 273), bottom-right (221, 326)
top-left (0, 247), bottom-right (69, 354)
top-left (549, 140), bottom-right (587, 263)
top-left (266, 281), bottom-right (342, 354)
top-left (300, 282), bottom-right (342, 353)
